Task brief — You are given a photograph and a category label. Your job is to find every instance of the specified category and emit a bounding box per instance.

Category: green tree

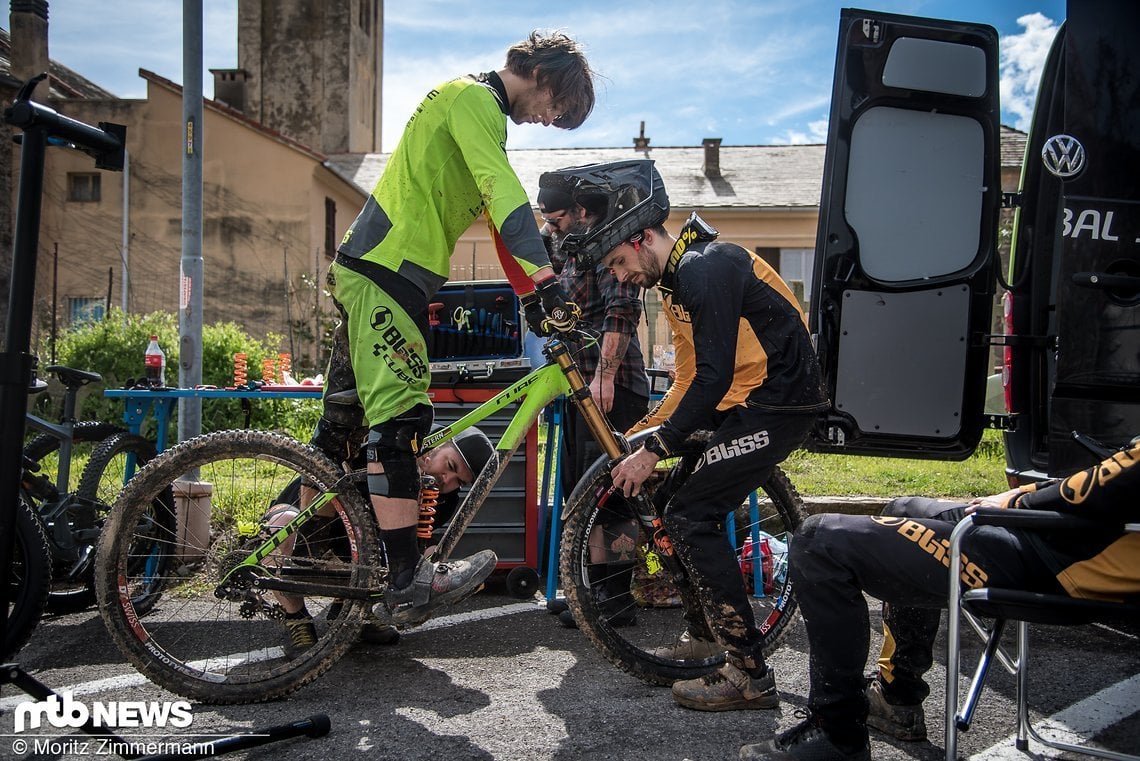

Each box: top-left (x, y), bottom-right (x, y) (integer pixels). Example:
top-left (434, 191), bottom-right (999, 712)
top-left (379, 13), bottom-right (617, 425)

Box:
top-left (36, 308), bottom-right (320, 441)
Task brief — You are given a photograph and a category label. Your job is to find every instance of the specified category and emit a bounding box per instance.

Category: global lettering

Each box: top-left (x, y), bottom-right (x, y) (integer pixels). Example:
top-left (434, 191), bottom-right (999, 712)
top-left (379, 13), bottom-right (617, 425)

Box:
top-left (1061, 207), bottom-right (1121, 242)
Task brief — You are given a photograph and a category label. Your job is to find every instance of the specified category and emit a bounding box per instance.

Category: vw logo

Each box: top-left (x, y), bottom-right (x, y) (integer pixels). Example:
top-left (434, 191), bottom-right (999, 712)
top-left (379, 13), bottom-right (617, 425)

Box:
top-left (370, 306), bottom-right (392, 330)
top-left (1041, 134), bottom-right (1086, 179)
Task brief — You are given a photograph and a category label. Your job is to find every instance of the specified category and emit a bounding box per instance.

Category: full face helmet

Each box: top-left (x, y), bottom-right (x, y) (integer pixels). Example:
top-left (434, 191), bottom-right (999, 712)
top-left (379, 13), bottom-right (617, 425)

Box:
top-left (537, 159), bottom-right (669, 268)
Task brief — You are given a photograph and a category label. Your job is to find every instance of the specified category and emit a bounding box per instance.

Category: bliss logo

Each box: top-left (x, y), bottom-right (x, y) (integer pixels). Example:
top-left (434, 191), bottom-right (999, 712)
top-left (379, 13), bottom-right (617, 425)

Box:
top-left (14, 691), bottom-right (194, 733)
top-left (694, 430), bottom-right (770, 471)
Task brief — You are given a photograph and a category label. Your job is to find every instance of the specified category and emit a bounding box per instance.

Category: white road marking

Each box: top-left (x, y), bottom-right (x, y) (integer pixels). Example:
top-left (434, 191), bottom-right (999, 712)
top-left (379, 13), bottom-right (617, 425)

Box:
top-left (0, 600), bottom-right (544, 710)
top-left (969, 672), bottom-right (1140, 759)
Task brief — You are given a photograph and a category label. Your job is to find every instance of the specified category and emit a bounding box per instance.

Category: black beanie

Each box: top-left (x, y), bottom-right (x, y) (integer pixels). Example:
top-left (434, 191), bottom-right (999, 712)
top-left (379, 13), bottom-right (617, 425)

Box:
top-left (538, 186), bottom-right (574, 214)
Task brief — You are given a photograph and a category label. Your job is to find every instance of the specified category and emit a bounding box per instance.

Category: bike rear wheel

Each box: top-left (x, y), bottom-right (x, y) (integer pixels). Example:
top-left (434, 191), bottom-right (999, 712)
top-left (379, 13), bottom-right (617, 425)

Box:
top-left (559, 440), bottom-right (806, 686)
top-left (42, 433), bottom-right (173, 614)
top-left (95, 429), bottom-right (379, 704)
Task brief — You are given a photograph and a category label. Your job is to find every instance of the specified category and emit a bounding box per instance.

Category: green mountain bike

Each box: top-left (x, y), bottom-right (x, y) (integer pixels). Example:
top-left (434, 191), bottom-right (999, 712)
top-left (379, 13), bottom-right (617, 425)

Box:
top-left (95, 332), bottom-right (805, 703)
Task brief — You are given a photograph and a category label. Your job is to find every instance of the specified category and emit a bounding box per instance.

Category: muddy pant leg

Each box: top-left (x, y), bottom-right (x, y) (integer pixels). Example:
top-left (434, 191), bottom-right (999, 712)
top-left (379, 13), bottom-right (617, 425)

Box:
top-left (311, 296), bottom-right (365, 462)
top-left (876, 497), bottom-right (967, 702)
top-left (792, 511), bottom-right (1062, 727)
top-left (877, 604), bottom-right (942, 703)
top-left (665, 408), bottom-right (813, 666)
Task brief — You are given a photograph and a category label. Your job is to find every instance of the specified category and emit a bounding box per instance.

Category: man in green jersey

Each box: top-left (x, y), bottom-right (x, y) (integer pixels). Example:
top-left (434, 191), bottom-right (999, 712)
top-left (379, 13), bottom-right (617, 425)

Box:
top-left (310, 31), bottom-right (594, 629)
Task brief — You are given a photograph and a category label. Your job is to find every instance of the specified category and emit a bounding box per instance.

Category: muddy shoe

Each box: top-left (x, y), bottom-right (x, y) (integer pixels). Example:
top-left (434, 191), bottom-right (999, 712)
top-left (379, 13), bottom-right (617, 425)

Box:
top-left (282, 611), bottom-right (317, 658)
top-left (672, 657), bottom-right (779, 711)
top-left (360, 622), bottom-right (400, 645)
top-left (652, 630), bottom-right (722, 660)
top-left (866, 678), bottom-right (927, 741)
top-left (740, 714), bottom-right (870, 760)
top-left (373, 550), bottom-right (497, 627)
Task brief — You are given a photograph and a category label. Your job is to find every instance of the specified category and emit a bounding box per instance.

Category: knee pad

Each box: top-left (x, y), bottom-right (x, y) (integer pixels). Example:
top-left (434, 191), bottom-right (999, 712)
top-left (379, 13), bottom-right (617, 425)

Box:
top-left (365, 405), bottom-right (433, 500)
top-left (310, 416), bottom-right (360, 464)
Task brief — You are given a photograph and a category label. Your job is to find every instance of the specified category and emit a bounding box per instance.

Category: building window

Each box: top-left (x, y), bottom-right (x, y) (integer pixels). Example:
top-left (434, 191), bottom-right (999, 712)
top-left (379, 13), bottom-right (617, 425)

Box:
top-left (68, 173), bottom-right (101, 202)
top-left (778, 248), bottom-right (815, 307)
top-left (358, 0), bottom-right (372, 34)
top-left (324, 198), bottom-right (337, 259)
top-left (68, 297), bottom-right (105, 325)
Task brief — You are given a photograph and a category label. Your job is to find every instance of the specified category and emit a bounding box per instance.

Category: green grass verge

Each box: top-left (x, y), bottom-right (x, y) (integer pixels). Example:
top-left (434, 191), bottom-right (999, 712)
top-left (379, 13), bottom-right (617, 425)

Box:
top-left (781, 430), bottom-right (1008, 499)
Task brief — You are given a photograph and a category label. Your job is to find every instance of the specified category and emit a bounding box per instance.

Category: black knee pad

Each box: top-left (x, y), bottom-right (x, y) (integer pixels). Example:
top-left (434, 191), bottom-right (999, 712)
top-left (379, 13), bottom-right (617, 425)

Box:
top-left (365, 405), bottom-right (433, 500)
top-left (310, 416), bottom-right (360, 463)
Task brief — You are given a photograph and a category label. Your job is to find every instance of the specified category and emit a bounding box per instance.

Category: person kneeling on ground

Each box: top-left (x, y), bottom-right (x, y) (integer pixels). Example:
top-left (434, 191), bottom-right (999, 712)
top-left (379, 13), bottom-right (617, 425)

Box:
top-left (264, 427), bottom-right (495, 656)
top-left (740, 437), bottom-right (1140, 760)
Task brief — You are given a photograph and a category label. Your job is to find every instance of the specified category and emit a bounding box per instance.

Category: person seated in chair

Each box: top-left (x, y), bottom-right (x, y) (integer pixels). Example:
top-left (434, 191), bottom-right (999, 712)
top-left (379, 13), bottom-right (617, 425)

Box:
top-left (740, 436), bottom-right (1140, 760)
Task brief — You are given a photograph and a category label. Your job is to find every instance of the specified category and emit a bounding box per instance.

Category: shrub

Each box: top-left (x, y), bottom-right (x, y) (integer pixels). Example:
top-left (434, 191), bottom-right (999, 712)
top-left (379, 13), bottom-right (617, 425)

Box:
top-left (34, 308), bottom-right (321, 441)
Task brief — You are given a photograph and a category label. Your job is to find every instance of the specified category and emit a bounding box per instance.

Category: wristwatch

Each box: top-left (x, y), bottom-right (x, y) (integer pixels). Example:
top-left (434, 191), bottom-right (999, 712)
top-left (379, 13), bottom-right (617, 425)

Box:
top-left (642, 431), bottom-right (671, 459)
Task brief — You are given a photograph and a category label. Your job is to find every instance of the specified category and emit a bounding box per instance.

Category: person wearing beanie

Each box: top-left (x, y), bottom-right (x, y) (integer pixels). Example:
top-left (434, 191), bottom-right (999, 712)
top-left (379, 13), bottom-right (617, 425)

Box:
top-left (536, 170), bottom-right (650, 630)
top-left (266, 427), bottom-right (496, 653)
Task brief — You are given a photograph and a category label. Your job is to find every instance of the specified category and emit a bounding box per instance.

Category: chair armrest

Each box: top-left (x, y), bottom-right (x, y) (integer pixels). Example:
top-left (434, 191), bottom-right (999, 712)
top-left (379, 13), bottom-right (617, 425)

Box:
top-left (970, 507), bottom-right (1106, 533)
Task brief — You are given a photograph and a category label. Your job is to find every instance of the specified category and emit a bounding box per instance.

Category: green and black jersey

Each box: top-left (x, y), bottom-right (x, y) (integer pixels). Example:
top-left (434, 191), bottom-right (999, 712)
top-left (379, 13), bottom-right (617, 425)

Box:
top-left (337, 72), bottom-right (549, 298)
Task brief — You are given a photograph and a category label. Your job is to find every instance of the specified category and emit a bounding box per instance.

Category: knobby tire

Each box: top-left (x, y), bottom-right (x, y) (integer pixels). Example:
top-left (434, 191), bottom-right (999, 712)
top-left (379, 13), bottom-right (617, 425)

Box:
top-left (95, 429), bottom-right (379, 704)
top-left (3, 500), bottom-right (52, 659)
top-left (560, 440), bottom-right (805, 686)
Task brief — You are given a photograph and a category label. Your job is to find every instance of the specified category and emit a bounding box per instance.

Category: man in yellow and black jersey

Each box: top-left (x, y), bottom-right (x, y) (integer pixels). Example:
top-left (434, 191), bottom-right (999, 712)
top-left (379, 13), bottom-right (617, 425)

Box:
top-left (738, 440), bottom-right (1140, 761)
top-left (551, 160), bottom-right (829, 713)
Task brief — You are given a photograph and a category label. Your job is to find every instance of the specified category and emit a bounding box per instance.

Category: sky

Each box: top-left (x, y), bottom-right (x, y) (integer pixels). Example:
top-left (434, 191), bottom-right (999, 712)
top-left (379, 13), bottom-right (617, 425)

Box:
top-left (10, 0), bottom-right (1065, 153)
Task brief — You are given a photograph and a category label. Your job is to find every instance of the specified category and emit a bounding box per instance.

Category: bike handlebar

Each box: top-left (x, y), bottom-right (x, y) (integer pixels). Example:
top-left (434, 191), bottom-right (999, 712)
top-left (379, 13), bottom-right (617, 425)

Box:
top-left (4, 74), bottom-right (126, 171)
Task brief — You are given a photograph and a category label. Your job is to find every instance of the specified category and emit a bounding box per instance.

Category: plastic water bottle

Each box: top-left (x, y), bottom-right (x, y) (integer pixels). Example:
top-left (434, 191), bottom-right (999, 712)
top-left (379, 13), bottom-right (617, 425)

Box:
top-left (145, 335), bottom-right (166, 387)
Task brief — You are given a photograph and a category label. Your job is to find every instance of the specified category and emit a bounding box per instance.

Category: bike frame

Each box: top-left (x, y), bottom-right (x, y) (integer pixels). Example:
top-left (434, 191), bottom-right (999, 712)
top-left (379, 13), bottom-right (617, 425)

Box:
top-left (25, 398), bottom-right (79, 492)
top-left (222, 334), bottom-right (625, 594)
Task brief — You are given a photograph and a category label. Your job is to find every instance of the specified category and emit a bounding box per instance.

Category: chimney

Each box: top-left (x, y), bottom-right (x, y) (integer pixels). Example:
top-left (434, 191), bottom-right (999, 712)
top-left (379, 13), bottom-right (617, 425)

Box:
top-left (633, 121), bottom-right (651, 151)
top-left (9, 0), bottom-right (50, 84)
top-left (702, 138), bottom-right (722, 178)
top-left (211, 68), bottom-right (249, 113)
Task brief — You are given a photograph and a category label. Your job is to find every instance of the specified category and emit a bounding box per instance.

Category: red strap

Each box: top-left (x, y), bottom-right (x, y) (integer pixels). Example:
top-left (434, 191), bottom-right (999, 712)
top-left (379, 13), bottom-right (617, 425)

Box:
top-left (488, 223), bottom-right (537, 297)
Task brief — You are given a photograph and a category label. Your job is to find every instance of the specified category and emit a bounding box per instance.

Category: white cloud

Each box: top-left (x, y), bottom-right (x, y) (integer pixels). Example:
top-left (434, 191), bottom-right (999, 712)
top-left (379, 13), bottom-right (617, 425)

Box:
top-left (772, 117), bottom-right (829, 145)
top-left (999, 12), bottom-right (1060, 130)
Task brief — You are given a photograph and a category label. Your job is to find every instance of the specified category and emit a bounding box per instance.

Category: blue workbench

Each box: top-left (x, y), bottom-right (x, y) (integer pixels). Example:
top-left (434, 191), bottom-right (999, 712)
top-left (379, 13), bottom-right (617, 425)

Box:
top-left (103, 387), bottom-right (323, 452)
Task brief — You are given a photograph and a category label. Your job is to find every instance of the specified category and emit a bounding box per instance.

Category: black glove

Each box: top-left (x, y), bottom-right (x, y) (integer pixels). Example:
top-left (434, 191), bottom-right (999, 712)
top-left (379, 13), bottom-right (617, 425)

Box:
top-left (536, 277), bottom-right (581, 334)
top-left (521, 291), bottom-right (549, 337)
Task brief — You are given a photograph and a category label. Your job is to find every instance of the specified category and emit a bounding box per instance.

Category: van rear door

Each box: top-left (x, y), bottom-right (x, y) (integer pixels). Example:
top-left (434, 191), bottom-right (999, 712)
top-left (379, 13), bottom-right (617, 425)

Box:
top-left (808, 8), bottom-right (1001, 459)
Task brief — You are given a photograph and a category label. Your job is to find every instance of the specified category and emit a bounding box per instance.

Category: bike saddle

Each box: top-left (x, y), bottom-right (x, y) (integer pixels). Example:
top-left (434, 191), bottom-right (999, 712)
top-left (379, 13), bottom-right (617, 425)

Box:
top-left (45, 364), bottom-right (102, 388)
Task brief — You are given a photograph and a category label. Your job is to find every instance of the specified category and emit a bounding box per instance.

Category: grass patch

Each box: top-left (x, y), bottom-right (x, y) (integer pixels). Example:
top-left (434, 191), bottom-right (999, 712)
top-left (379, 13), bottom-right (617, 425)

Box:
top-left (782, 430), bottom-right (1008, 499)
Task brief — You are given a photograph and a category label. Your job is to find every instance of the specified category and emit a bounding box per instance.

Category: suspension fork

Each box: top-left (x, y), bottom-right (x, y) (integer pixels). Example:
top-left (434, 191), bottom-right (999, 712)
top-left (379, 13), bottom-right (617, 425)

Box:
top-left (550, 340), bottom-right (623, 461)
top-left (553, 338), bottom-right (693, 583)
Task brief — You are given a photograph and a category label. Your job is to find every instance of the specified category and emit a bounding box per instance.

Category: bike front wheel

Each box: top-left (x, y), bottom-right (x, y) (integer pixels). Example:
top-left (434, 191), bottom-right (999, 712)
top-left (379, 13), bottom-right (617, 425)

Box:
top-left (559, 445), bottom-right (806, 686)
top-left (96, 429), bottom-right (379, 704)
top-left (3, 499), bottom-right (52, 659)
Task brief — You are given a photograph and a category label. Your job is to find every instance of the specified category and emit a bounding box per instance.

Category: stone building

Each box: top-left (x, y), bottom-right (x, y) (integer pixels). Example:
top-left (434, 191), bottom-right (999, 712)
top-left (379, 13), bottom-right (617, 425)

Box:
top-left (1, 0), bottom-right (1027, 371)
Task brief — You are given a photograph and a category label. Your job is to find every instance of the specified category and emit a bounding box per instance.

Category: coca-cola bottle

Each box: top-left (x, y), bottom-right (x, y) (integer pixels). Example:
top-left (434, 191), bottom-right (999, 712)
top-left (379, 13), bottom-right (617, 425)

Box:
top-left (145, 335), bottom-right (166, 387)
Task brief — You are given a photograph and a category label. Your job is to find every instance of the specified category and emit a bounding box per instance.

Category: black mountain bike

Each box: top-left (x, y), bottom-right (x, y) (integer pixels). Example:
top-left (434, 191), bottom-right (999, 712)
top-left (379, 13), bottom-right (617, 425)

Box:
top-left (22, 365), bottom-right (175, 613)
top-left (94, 333), bottom-right (804, 703)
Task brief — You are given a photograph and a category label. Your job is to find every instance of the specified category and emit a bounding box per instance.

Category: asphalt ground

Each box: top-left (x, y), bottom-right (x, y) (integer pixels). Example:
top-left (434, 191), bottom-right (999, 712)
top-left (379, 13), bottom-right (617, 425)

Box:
top-left (2, 575), bottom-right (1138, 761)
